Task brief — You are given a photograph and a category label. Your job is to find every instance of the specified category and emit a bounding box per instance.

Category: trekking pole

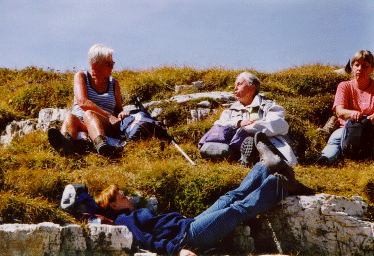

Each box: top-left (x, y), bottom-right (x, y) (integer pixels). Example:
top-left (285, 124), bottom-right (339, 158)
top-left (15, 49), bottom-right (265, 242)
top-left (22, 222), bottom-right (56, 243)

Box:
top-left (171, 140), bottom-right (196, 166)
top-left (131, 96), bottom-right (196, 166)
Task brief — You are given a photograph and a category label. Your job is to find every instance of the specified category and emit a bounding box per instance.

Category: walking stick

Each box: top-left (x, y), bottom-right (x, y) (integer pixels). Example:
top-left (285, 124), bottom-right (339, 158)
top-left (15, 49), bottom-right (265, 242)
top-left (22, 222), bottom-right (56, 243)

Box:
top-left (131, 96), bottom-right (196, 166)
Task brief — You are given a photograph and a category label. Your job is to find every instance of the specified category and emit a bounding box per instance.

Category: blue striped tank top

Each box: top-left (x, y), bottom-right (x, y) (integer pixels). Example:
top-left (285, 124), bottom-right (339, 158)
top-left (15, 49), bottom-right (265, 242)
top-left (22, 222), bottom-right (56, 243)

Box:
top-left (71, 71), bottom-right (116, 121)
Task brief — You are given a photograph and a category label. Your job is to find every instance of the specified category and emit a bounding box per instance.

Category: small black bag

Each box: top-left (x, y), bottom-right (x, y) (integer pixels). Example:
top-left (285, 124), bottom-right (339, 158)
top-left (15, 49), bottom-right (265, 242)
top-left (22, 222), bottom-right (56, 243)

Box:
top-left (341, 118), bottom-right (374, 160)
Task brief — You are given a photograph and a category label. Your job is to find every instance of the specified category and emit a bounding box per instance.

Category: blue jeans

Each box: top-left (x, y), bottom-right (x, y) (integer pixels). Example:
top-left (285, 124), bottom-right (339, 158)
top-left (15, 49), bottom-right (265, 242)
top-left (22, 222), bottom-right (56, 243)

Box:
top-left (320, 128), bottom-right (343, 165)
top-left (182, 162), bottom-right (287, 250)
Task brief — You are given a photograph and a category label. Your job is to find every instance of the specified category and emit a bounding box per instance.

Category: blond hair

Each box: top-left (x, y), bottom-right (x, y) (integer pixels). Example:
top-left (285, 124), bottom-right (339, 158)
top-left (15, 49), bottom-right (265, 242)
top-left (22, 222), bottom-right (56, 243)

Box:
top-left (95, 184), bottom-right (119, 210)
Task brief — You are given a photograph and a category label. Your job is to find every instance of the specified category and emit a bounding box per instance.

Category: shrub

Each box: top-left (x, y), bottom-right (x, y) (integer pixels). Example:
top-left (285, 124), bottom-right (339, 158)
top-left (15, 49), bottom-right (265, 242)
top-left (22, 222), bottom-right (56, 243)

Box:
top-left (0, 107), bottom-right (17, 132)
top-left (11, 81), bottom-right (73, 117)
top-left (264, 64), bottom-right (350, 96)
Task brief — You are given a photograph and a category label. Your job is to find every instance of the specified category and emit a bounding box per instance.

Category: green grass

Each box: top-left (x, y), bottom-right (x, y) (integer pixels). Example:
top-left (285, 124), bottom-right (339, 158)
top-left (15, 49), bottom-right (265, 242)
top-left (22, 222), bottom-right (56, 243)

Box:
top-left (1, 64), bottom-right (373, 224)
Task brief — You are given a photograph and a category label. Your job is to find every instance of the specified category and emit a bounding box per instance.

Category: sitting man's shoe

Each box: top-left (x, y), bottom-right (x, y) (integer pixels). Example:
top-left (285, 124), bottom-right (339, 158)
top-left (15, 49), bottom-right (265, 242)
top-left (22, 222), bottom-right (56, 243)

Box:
top-left (239, 136), bottom-right (258, 166)
top-left (294, 182), bottom-right (315, 196)
top-left (275, 173), bottom-right (315, 196)
top-left (93, 135), bottom-right (114, 157)
top-left (48, 127), bottom-right (74, 155)
top-left (274, 173), bottom-right (299, 195)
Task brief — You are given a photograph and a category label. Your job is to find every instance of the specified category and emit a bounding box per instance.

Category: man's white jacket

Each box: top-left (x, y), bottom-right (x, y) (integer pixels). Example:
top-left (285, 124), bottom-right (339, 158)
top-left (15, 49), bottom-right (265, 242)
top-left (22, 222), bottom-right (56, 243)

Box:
top-left (214, 94), bottom-right (298, 165)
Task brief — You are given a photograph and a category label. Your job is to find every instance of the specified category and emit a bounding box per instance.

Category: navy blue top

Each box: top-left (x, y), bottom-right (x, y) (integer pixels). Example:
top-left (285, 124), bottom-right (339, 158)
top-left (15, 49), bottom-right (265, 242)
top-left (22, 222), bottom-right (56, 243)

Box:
top-left (115, 208), bottom-right (193, 255)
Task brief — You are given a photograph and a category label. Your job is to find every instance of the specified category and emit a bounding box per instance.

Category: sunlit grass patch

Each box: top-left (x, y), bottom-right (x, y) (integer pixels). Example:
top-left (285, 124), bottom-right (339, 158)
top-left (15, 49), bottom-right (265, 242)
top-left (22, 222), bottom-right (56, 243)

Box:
top-left (0, 191), bottom-right (73, 224)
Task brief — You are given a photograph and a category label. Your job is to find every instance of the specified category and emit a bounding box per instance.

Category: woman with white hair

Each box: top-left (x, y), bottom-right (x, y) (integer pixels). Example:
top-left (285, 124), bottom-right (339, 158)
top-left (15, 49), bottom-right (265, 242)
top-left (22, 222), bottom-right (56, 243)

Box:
top-left (214, 72), bottom-right (298, 165)
top-left (48, 44), bottom-right (128, 156)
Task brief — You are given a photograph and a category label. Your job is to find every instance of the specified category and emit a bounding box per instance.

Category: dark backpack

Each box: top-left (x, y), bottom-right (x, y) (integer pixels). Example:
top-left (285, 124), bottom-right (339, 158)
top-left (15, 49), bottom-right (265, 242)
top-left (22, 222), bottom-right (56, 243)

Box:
top-left (341, 118), bottom-right (374, 160)
top-left (60, 184), bottom-right (98, 214)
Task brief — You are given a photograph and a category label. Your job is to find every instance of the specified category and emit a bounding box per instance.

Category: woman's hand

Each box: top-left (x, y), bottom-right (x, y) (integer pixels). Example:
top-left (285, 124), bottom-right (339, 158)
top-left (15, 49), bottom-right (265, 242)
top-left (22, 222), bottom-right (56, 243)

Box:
top-left (336, 105), bottom-right (364, 122)
top-left (109, 115), bottom-right (121, 126)
top-left (367, 114), bottom-right (374, 124)
top-left (179, 249), bottom-right (197, 256)
top-left (117, 111), bottom-right (129, 120)
top-left (350, 111), bottom-right (363, 121)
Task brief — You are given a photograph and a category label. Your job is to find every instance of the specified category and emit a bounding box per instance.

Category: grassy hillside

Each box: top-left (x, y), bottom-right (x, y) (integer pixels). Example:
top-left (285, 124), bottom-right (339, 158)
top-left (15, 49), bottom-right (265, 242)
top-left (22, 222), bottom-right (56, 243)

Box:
top-left (1, 65), bottom-right (374, 224)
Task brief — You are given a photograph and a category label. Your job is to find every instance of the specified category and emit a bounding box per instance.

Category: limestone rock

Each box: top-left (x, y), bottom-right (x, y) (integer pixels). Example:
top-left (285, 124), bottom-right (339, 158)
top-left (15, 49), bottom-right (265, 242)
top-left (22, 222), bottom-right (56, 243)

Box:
top-left (38, 108), bottom-right (71, 132)
top-left (0, 119), bottom-right (38, 146)
top-left (188, 108), bottom-right (212, 123)
top-left (253, 194), bottom-right (374, 256)
top-left (170, 91), bottom-right (236, 104)
top-left (0, 222), bottom-right (132, 256)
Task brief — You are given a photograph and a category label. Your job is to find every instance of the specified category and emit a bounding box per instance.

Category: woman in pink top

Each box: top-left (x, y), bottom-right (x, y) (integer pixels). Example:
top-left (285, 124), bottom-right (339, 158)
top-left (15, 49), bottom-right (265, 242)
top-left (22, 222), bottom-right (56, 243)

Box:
top-left (317, 50), bottom-right (374, 165)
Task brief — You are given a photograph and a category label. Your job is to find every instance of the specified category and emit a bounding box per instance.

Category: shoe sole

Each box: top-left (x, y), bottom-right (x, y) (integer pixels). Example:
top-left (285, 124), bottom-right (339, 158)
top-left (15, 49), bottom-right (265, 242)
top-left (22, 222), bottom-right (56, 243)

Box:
top-left (241, 136), bottom-right (254, 157)
top-left (48, 127), bottom-right (73, 155)
top-left (97, 143), bottom-right (114, 157)
top-left (254, 132), bottom-right (287, 161)
top-left (239, 136), bottom-right (258, 165)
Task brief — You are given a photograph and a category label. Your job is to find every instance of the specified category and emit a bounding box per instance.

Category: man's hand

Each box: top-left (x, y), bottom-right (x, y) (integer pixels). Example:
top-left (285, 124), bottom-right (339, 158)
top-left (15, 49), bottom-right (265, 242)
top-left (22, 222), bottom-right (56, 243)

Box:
top-left (179, 249), bottom-right (197, 256)
top-left (239, 119), bottom-right (255, 127)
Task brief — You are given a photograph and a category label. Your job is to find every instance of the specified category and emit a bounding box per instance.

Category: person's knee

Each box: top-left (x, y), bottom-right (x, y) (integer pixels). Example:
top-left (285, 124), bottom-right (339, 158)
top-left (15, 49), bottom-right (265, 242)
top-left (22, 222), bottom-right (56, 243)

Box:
top-left (63, 113), bottom-right (81, 128)
top-left (83, 110), bottom-right (97, 123)
top-left (63, 112), bottom-right (75, 123)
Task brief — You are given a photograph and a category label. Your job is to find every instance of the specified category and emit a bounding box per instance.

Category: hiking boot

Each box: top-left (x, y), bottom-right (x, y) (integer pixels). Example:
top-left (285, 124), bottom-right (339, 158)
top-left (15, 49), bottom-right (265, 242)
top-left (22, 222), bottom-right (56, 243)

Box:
top-left (256, 141), bottom-right (286, 173)
top-left (239, 136), bottom-right (258, 166)
top-left (48, 127), bottom-right (74, 155)
top-left (315, 155), bottom-right (330, 166)
top-left (93, 135), bottom-right (114, 157)
top-left (254, 132), bottom-right (288, 161)
top-left (275, 173), bottom-right (315, 196)
top-left (317, 116), bottom-right (339, 135)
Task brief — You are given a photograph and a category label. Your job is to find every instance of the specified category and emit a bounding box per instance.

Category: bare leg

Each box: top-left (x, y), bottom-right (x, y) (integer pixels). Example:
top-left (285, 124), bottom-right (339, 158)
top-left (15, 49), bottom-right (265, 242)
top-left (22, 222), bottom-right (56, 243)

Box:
top-left (61, 113), bottom-right (87, 139)
top-left (83, 110), bottom-right (116, 156)
top-left (83, 110), bottom-right (113, 140)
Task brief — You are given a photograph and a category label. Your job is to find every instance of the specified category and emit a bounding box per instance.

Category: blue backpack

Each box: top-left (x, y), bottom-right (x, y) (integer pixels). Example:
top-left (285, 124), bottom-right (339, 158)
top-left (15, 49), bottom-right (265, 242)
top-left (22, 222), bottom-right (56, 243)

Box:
top-left (119, 110), bottom-right (168, 141)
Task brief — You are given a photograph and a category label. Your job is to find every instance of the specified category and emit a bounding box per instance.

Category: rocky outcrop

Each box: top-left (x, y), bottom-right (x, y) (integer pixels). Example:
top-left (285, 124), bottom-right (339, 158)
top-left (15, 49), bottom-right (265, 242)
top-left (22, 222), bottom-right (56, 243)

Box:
top-left (0, 119), bottom-right (39, 146)
top-left (0, 222), bottom-right (133, 256)
top-left (38, 108), bottom-right (71, 132)
top-left (1, 194), bottom-right (372, 256)
top-left (253, 194), bottom-right (373, 256)
top-left (0, 108), bottom-right (70, 146)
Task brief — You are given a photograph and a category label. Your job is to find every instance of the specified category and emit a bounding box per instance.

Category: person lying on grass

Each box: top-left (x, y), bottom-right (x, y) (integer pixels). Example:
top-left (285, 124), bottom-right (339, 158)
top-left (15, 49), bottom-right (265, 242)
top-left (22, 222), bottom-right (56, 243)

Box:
top-left (48, 44), bottom-right (128, 157)
top-left (94, 132), bottom-right (314, 256)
